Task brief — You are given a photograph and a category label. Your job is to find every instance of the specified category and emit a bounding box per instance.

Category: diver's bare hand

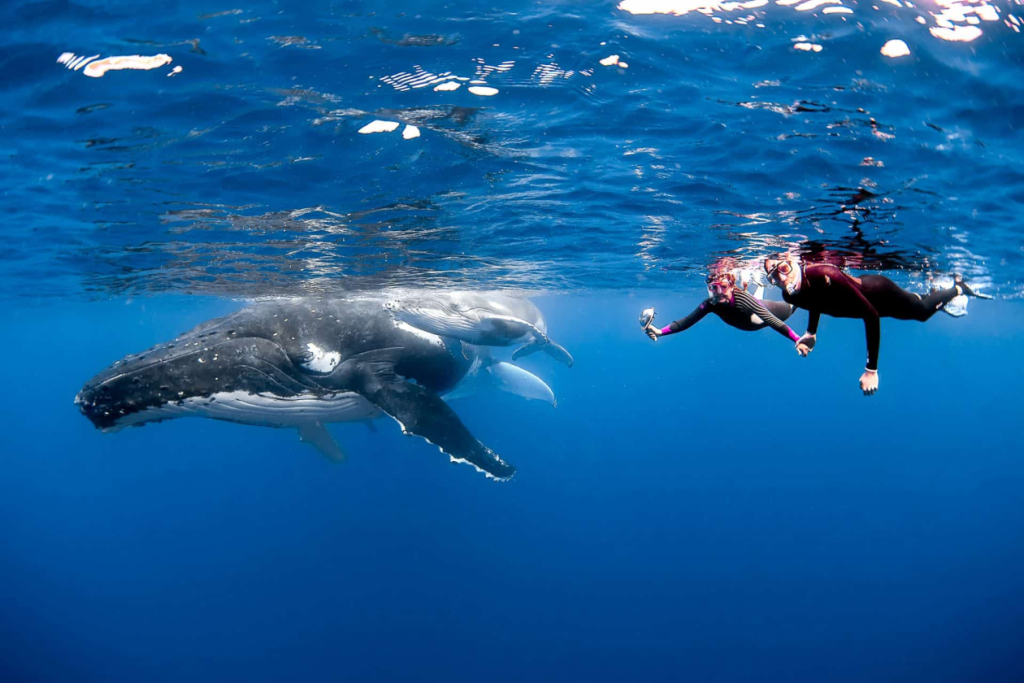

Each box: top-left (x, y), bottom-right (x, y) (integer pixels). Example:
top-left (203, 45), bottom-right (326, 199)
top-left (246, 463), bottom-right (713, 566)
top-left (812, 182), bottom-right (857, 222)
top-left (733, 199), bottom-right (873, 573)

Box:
top-left (644, 324), bottom-right (662, 342)
top-left (796, 333), bottom-right (816, 357)
top-left (859, 369), bottom-right (879, 396)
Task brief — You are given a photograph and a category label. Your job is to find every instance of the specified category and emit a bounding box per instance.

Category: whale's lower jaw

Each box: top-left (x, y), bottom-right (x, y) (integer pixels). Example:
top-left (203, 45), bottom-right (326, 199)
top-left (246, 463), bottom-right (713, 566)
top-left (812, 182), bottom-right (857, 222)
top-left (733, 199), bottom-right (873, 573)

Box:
top-left (99, 390), bottom-right (381, 432)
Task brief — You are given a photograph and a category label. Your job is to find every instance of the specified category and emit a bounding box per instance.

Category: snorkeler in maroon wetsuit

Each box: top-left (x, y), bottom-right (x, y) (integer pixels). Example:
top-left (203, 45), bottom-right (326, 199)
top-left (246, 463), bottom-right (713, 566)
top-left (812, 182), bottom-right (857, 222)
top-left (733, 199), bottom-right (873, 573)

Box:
top-left (642, 271), bottom-right (800, 345)
top-left (763, 257), bottom-right (991, 395)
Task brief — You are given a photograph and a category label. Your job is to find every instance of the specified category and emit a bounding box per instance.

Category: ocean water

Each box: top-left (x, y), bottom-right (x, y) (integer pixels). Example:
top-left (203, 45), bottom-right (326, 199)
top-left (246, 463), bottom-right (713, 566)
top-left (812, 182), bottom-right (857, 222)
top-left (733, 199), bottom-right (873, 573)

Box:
top-left (2, 0), bottom-right (1024, 681)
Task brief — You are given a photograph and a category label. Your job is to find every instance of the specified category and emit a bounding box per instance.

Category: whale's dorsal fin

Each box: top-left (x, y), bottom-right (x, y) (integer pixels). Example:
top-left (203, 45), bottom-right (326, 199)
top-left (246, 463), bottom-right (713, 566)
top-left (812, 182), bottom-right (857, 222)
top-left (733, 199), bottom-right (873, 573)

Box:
top-left (298, 422), bottom-right (347, 463)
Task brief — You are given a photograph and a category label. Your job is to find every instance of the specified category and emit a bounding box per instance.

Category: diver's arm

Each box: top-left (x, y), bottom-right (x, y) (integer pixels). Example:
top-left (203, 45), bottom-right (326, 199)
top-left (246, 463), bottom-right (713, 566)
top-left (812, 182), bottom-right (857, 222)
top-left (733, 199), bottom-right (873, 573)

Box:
top-left (733, 291), bottom-right (800, 343)
top-left (660, 299), bottom-right (714, 336)
top-left (806, 309), bottom-right (820, 336)
top-left (859, 315), bottom-right (881, 396)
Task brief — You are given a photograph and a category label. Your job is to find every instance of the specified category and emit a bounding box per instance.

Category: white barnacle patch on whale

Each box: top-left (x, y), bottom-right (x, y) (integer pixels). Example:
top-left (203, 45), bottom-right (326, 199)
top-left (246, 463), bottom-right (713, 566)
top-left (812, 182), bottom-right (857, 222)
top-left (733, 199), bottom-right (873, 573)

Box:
top-left (302, 342), bottom-right (341, 373)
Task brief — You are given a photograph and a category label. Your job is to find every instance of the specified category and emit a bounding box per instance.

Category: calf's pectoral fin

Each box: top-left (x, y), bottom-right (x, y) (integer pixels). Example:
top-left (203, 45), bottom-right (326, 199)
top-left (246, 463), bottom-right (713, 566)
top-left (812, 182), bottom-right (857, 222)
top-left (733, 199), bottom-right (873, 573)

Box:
top-left (511, 338), bottom-right (574, 368)
top-left (298, 422), bottom-right (348, 463)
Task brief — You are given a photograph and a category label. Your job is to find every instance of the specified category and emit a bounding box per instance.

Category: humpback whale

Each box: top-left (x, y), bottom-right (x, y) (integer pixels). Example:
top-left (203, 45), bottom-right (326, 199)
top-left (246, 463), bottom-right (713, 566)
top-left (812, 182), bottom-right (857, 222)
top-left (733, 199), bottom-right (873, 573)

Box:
top-left (75, 294), bottom-right (571, 480)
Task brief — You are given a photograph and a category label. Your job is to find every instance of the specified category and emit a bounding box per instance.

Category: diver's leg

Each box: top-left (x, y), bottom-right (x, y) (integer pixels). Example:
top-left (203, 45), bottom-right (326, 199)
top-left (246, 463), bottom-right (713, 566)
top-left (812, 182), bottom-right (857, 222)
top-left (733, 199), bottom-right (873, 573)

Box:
top-left (860, 275), bottom-right (956, 322)
top-left (761, 300), bottom-right (795, 322)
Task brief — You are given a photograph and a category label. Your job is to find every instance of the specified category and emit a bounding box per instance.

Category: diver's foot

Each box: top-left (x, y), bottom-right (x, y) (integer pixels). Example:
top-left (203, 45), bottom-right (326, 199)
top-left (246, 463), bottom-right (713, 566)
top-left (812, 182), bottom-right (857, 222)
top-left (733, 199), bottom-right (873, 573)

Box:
top-left (953, 274), bottom-right (993, 299)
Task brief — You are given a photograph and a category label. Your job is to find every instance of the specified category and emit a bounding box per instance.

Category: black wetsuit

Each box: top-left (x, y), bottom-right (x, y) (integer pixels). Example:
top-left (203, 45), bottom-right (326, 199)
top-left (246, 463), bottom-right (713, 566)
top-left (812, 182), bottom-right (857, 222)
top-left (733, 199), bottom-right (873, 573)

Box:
top-left (662, 290), bottom-right (799, 342)
top-left (782, 264), bottom-right (960, 370)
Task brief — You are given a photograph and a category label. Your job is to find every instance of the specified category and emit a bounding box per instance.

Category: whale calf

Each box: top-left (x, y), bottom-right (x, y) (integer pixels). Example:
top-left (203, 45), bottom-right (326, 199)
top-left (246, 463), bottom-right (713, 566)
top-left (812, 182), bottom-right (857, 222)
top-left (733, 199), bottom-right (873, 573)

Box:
top-left (384, 291), bottom-right (574, 367)
top-left (75, 294), bottom-right (570, 480)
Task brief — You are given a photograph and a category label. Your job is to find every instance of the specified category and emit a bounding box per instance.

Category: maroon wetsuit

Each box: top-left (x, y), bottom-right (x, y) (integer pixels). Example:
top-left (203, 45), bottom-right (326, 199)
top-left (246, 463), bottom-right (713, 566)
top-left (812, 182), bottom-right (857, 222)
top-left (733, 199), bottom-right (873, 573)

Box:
top-left (661, 290), bottom-right (800, 343)
top-left (781, 265), bottom-right (960, 371)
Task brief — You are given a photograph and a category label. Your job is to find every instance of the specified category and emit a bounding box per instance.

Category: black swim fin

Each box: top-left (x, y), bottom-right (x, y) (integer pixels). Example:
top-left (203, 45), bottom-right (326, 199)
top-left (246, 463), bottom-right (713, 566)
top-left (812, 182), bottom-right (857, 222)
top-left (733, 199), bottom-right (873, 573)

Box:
top-left (953, 274), bottom-right (993, 300)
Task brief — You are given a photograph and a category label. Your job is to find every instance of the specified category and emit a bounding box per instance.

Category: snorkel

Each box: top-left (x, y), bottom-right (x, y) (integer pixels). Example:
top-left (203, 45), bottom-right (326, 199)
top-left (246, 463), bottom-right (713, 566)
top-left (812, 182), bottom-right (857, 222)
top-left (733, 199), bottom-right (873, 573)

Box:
top-left (766, 258), bottom-right (802, 296)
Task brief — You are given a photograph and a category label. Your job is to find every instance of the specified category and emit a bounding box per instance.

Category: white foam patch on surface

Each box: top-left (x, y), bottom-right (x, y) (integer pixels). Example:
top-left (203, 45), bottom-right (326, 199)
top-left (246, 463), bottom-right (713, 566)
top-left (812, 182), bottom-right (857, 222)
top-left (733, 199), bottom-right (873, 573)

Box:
top-left (302, 342), bottom-right (340, 373)
top-left (434, 81), bottom-right (461, 91)
top-left (794, 0), bottom-right (839, 11)
top-left (880, 39), bottom-right (911, 57)
top-left (79, 54), bottom-right (173, 78)
top-left (930, 24), bottom-right (984, 41)
top-left (619, 0), bottom-right (727, 14)
top-left (402, 125), bottom-right (421, 139)
top-left (468, 86), bottom-right (499, 96)
top-left (794, 42), bottom-right (824, 51)
top-left (600, 54), bottom-right (621, 66)
top-left (358, 120), bottom-right (400, 134)
top-left (616, 0), bottom-right (1013, 45)
top-left (60, 52), bottom-right (172, 77)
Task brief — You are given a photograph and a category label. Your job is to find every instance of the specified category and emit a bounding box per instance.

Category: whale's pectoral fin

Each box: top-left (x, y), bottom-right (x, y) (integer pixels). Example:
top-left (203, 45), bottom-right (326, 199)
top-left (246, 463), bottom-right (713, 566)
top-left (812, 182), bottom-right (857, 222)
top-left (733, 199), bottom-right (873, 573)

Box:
top-left (511, 338), bottom-right (574, 368)
top-left (487, 362), bottom-right (556, 406)
top-left (370, 382), bottom-right (515, 480)
top-left (328, 348), bottom-right (515, 480)
top-left (298, 422), bottom-right (347, 463)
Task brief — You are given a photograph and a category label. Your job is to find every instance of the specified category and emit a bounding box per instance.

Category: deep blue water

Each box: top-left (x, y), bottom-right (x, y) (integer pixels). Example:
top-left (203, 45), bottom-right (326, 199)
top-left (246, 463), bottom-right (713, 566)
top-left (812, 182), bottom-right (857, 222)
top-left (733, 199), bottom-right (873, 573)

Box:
top-left (3, 0), bottom-right (1024, 681)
